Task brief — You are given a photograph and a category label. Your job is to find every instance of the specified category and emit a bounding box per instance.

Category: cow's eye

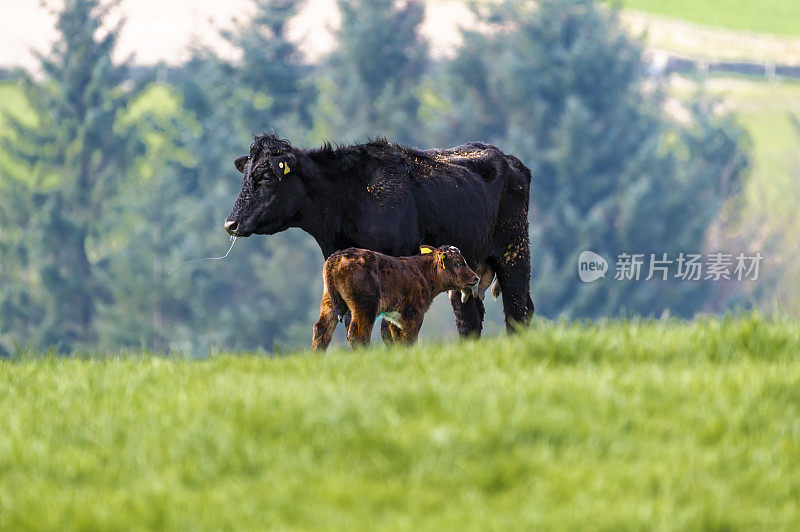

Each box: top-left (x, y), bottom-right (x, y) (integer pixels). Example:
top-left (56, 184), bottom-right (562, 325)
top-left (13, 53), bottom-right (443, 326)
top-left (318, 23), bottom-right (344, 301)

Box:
top-left (455, 261), bottom-right (462, 268)
top-left (256, 168), bottom-right (275, 183)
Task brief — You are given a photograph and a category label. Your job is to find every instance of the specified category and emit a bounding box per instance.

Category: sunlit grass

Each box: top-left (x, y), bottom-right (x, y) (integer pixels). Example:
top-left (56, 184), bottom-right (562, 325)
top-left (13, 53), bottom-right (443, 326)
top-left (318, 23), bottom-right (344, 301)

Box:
top-left (2, 315), bottom-right (799, 529)
top-left (617, 0), bottom-right (800, 37)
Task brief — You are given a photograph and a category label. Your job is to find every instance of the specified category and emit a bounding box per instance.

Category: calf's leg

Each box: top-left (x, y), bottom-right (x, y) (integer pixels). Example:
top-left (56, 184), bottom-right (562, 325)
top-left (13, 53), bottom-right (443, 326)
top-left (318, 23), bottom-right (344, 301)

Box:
top-left (347, 308), bottom-right (377, 349)
top-left (312, 291), bottom-right (338, 351)
top-left (394, 315), bottom-right (423, 345)
top-left (342, 272), bottom-right (380, 349)
top-left (380, 320), bottom-right (402, 346)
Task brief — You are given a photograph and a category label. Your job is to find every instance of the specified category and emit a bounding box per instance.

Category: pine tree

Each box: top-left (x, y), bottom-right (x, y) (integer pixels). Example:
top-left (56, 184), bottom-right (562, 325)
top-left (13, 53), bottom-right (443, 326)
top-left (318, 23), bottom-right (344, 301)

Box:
top-left (220, 0), bottom-right (317, 134)
top-left (323, 0), bottom-right (428, 144)
top-left (0, 0), bottom-right (146, 349)
top-left (0, 181), bottom-right (43, 354)
top-left (92, 90), bottom-right (196, 352)
top-left (443, 0), bottom-right (748, 318)
top-left (160, 1), bottom-right (323, 353)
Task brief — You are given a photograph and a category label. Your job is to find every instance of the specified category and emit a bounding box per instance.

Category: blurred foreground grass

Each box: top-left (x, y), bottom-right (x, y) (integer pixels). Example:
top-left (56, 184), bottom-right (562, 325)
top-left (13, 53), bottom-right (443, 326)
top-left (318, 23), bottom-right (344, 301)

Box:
top-left (2, 315), bottom-right (799, 530)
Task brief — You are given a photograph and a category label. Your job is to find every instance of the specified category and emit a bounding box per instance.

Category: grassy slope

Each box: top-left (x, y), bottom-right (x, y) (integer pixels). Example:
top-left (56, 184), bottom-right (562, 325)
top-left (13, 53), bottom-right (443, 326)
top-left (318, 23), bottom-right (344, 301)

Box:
top-left (719, 80), bottom-right (800, 211)
top-left (618, 0), bottom-right (800, 37)
top-left (2, 316), bottom-right (799, 530)
top-left (700, 78), bottom-right (800, 313)
top-left (666, 77), bottom-right (800, 221)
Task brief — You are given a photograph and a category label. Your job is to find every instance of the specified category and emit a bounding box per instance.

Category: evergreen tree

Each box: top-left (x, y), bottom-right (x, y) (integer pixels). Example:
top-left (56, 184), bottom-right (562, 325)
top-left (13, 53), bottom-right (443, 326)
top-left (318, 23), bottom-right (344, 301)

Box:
top-left (92, 89), bottom-right (196, 351)
top-left (160, 1), bottom-right (323, 353)
top-left (220, 0), bottom-right (317, 134)
top-left (442, 0), bottom-right (748, 318)
top-left (322, 0), bottom-right (428, 144)
top-left (0, 181), bottom-right (43, 354)
top-left (0, 0), bottom-right (146, 350)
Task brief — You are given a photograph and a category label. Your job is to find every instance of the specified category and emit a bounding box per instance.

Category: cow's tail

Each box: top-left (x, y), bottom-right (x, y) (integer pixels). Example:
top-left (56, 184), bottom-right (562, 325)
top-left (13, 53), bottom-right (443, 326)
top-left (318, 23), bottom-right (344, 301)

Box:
top-left (491, 278), bottom-right (502, 300)
top-left (324, 267), bottom-right (348, 322)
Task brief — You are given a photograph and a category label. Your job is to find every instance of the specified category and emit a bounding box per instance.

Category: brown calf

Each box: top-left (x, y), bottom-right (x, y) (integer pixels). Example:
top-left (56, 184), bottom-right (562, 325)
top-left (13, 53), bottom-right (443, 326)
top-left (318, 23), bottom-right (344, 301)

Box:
top-left (312, 245), bottom-right (479, 350)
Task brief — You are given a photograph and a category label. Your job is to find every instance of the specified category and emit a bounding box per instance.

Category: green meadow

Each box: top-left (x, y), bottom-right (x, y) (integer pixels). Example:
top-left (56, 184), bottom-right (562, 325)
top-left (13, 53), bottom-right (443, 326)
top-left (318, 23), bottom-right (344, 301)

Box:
top-left (2, 315), bottom-right (799, 529)
top-left (700, 78), bottom-right (800, 314)
top-left (618, 0), bottom-right (800, 36)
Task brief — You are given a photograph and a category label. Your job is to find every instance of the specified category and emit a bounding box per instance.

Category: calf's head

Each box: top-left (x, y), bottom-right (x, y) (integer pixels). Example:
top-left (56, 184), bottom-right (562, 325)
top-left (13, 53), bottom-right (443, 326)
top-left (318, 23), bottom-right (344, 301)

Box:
top-left (225, 135), bottom-right (308, 237)
top-left (420, 245), bottom-right (479, 291)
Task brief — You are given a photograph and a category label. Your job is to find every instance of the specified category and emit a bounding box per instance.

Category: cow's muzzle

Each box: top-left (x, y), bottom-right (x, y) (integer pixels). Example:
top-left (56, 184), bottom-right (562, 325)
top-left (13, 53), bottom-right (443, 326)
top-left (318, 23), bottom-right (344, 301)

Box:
top-left (224, 219), bottom-right (241, 236)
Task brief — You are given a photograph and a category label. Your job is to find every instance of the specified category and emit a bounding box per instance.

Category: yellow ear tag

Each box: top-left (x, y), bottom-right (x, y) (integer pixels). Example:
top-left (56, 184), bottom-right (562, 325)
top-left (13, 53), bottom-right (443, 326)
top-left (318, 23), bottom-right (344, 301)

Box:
top-left (420, 247), bottom-right (433, 254)
top-left (439, 255), bottom-right (446, 269)
top-left (283, 162), bottom-right (291, 175)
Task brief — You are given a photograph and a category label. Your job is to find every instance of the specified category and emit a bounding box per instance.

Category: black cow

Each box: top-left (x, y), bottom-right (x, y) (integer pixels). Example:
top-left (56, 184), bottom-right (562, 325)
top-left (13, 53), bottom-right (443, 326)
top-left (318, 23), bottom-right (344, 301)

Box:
top-left (225, 134), bottom-right (534, 336)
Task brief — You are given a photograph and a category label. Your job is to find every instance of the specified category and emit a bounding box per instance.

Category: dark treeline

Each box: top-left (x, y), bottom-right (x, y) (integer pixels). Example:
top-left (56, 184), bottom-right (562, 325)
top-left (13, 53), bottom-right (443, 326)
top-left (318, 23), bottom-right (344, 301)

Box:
top-left (0, 0), bottom-right (748, 354)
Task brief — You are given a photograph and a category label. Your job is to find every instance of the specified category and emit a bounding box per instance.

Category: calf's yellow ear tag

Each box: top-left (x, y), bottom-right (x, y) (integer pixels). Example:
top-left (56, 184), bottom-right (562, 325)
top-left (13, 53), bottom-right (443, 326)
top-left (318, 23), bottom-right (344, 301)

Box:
top-left (283, 162), bottom-right (291, 174)
top-left (439, 255), bottom-right (446, 269)
top-left (420, 246), bottom-right (433, 254)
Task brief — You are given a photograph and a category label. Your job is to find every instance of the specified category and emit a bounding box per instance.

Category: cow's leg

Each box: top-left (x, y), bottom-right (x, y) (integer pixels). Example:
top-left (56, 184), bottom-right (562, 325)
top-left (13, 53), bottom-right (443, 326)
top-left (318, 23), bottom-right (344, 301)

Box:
top-left (312, 291), bottom-right (338, 351)
top-left (449, 291), bottom-right (485, 338)
top-left (493, 254), bottom-right (534, 333)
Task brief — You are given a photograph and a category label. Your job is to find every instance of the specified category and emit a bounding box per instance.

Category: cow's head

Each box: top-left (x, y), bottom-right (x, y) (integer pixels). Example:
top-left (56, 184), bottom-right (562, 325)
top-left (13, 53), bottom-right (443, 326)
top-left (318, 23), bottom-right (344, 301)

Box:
top-left (225, 135), bottom-right (308, 237)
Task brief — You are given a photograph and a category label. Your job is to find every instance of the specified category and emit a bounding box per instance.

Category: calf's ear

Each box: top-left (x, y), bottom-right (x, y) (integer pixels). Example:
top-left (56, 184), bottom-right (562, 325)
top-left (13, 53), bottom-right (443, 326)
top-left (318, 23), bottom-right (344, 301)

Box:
top-left (419, 245), bottom-right (436, 254)
top-left (234, 156), bottom-right (248, 173)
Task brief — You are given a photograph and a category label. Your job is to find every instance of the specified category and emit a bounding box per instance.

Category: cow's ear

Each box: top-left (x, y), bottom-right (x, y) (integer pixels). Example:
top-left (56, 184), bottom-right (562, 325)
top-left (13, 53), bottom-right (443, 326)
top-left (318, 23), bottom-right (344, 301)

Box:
top-left (234, 156), bottom-right (248, 173)
top-left (285, 154), bottom-right (298, 175)
top-left (281, 154), bottom-right (298, 179)
top-left (419, 245), bottom-right (435, 254)
top-left (270, 156), bottom-right (294, 180)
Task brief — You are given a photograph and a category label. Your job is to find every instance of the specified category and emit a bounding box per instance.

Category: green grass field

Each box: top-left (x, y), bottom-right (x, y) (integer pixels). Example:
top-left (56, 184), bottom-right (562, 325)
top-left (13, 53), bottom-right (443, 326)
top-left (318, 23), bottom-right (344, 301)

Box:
top-left (2, 315), bottom-right (799, 529)
top-left (618, 0), bottom-right (800, 36)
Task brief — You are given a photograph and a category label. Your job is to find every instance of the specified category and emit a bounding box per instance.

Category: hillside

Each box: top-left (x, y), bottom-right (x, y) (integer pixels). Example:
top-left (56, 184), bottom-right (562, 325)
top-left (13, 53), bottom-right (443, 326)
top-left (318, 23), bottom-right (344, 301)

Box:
top-left (618, 0), bottom-right (800, 37)
top-left (2, 316), bottom-right (799, 529)
top-left (612, 2), bottom-right (800, 315)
